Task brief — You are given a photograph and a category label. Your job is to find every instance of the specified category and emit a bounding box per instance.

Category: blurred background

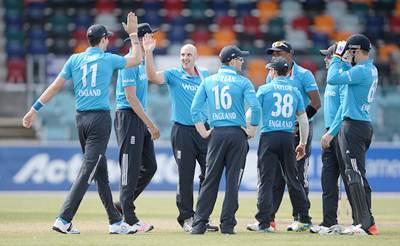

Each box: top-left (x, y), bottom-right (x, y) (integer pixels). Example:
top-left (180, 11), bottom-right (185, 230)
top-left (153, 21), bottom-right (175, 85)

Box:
top-left (0, 0), bottom-right (399, 192)
top-left (1, 0), bottom-right (400, 142)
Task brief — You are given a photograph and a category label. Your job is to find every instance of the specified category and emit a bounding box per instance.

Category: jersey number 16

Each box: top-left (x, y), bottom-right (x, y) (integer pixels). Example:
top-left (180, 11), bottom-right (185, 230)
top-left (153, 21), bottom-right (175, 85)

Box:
top-left (212, 85), bottom-right (232, 110)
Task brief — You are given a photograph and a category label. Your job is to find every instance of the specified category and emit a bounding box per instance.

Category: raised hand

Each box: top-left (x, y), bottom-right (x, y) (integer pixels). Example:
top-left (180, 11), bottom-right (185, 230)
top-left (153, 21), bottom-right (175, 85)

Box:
top-left (122, 12), bottom-right (138, 35)
top-left (142, 33), bottom-right (156, 52)
top-left (335, 41), bottom-right (347, 57)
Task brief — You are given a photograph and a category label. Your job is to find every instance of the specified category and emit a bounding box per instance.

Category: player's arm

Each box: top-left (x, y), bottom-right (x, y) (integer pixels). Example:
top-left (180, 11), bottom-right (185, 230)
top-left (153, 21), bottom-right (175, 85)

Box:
top-left (321, 72), bottom-right (348, 148)
top-left (244, 81), bottom-right (261, 126)
top-left (191, 82), bottom-right (210, 138)
top-left (327, 57), bottom-right (365, 85)
top-left (295, 94), bottom-right (309, 160)
top-left (245, 86), bottom-right (264, 135)
top-left (124, 86), bottom-right (160, 140)
top-left (321, 104), bottom-right (343, 149)
top-left (296, 111), bottom-right (309, 160)
top-left (242, 80), bottom-right (261, 138)
top-left (306, 90), bottom-right (321, 117)
top-left (143, 34), bottom-right (165, 84)
top-left (121, 68), bottom-right (159, 140)
top-left (22, 75), bottom-right (66, 128)
top-left (122, 12), bottom-right (141, 68)
top-left (303, 71), bottom-right (321, 118)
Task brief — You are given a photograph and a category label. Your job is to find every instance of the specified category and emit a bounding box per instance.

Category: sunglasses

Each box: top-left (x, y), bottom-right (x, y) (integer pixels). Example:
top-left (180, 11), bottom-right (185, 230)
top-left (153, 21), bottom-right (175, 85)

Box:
top-left (272, 41), bottom-right (288, 48)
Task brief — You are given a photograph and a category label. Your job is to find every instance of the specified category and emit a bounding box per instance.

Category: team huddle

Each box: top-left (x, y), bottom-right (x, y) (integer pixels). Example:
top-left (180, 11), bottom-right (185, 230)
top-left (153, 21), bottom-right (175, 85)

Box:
top-left (22, 12), bottom-right (379, 236)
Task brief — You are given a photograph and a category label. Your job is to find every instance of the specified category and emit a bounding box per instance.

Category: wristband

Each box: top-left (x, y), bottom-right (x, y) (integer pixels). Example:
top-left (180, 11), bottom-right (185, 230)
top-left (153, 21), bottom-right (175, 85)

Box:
top-left (306, 105), bottom-right (317, 119)
top-left (32, 99), bottom-right (45, 112)
top-left (129, 33), bottom-right (138, 38)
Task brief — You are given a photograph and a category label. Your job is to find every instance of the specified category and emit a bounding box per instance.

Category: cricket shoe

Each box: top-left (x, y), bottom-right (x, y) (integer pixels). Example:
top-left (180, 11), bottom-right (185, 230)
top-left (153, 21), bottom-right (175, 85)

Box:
top-left (113, 221), bottom-right (139, 234)
top-left (109, 221), bottom-right (132, 234)
top-left (52, 217), bottom-right (80, 234)
top-left (318, 224), bottom-right (346, 235)
top-left (340, 224), bottom-right (368, 236)
top-left (246, 222), bottom-right (275, 232)
top-left (206, 219), bottom-right (219, 232)
top-left (182, 217), bottom-right (193, 232)
top-left (287, 221), bottom-right (312, 232)
top-left (270, 220), bottom-right (277, 230)
top-left (191, 223), bottom-right (206, 235)
top-left (309, 224), bottom-right (329, 234)
top-left (135, 220), bottom-right (154, 233)
top-left (367, 224), bottom-right (379, 235)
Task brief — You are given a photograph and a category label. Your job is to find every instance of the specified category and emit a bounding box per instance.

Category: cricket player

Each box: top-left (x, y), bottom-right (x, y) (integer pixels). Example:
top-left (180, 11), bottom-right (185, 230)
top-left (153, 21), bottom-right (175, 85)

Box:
top-left (266, 41), bottom-right (321, 231)
top-left (247, 57), bottom-right (312, 232)
top-left (311, 44), bottom-right (354, 234)
top-left (143, 36), bottom-right (218, 232)
top-left (190, 45), bottom-right (261, 234)
top-left (22, 13), bottom-right (141, 234)
top-left (113, 23), bottom-right (161, 233)
top-left (321, 34), bottom-right (379, 236)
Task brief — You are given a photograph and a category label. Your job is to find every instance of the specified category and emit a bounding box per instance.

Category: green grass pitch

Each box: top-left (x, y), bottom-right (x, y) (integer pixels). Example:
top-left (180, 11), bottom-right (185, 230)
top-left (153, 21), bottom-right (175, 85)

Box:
top-left (0, 192), bottom-right (399, 246)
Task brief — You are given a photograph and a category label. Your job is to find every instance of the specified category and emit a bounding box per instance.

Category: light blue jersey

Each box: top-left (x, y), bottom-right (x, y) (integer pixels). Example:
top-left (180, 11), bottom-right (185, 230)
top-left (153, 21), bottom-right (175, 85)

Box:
top-left (164, 66), bottom-right (209, 125)
top-left (323, 62), bottom-right (351, 129)
top-left (266, 61), bottom-right (318, 106)
top-left (60, 47), bottom-right (126, 111)
top-left (191, 65), bottom-right (261, 128)
top-left (116, 60), bottom-right (148, 110)
top-left (327, 57), bottom-right (378, 136)
top-left (257, 76), bottom-right (305, 133)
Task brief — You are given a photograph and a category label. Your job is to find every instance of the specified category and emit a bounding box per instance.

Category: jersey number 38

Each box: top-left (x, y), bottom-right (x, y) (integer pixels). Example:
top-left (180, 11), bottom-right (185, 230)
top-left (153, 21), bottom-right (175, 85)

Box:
top-left (271, 92), bottom-right (294, 118)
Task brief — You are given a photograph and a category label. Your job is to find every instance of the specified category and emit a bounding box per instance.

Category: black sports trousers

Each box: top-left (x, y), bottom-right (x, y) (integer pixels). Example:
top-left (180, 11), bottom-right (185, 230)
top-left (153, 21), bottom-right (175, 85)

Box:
top-left (270, 121), bottom-right (313, 221)
top-left (59, 110), bottom-right (121, 225)
top-left (192, 127), bottom-right (248, 232)
top-left (114, 109), bottom-right (157, 226)
top-left (256, 131), bottom-right (311, 229)
top-left (171, 122), bottom-right (208, 226)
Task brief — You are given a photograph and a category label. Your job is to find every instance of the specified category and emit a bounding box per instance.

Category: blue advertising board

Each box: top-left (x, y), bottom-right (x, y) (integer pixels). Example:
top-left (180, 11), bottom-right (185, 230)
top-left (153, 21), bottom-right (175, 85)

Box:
top-left (0, 143), bottom-right (399, 192)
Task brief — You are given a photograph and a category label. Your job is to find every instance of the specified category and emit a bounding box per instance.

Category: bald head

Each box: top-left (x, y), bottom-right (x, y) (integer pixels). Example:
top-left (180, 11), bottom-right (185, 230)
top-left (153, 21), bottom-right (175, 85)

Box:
top-left (180, 44), bottom-right (198, 72)
top-left (180, 44), bottom-right (198, 57)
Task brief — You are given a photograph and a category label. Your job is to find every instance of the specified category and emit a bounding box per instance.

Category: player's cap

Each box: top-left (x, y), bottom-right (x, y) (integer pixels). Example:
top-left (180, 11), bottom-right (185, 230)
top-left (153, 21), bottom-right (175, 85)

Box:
top-left (266, 57), bottom-right (289, 75)
top-left (87, 24), bottom-right (113, 40)
top-left (219, 45), bottom-right (249, 63)
top-left (267, 40), bottom-right (293, 54)
top-left (124, 23), bottom-right (159, 42)
top-left (320, 44), bottom-right (336, 57)
top-left (346, 34), bottom-right (371, 51)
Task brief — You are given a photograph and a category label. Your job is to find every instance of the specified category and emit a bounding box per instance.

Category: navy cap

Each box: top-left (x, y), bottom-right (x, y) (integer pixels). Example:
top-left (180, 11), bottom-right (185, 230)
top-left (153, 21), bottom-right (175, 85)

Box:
top-left (266, 57), bottom-right (289, 75)
top-left (346, 34), bottom-right (371, 51)
top-left (219, 45), bottom-right (249, 63)
top-left (267, 40), bottom-right (293, 54)
top-left (87, 24), bottom-right (113, 40)
top-left (124, 23), bottom-right (159, 42)
top-left (320, 44), bottom-right (336, 57)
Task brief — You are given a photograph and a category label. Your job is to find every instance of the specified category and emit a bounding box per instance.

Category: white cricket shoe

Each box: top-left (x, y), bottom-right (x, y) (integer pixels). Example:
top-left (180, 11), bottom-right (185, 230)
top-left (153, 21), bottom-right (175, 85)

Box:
top-left (135, 220), bottom-right (154, 233)
top-left (340, 224), bottom-right (368, 236)
top-left (326, 224), bottom-right (345, 235)
top-left (310, 224), bottom-right (329, 234)
top-left (183, 217), bottom-right (193, 232)
top-left (109, 221), bottom-right (134, 234)
top-left (52, 218), bottom-right (80, 234)
top-left (246, 222), bottom-right (274, 232)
